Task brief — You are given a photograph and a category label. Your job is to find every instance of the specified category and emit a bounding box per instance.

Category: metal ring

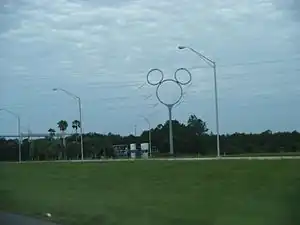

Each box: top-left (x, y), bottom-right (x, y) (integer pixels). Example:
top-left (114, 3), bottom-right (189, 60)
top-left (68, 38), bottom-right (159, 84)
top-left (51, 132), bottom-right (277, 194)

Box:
top-left (147, 68), bottom-right (164, 86)
top-left (155, 79), bottom-right (183, 106)
top-left (174, 68), bottom-right (192, 85)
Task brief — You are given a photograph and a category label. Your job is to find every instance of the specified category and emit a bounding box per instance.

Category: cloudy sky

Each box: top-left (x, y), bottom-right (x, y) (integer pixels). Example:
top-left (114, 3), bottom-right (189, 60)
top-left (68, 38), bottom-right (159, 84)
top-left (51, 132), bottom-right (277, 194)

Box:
top-left (0, 0), bottom-right (300, 136)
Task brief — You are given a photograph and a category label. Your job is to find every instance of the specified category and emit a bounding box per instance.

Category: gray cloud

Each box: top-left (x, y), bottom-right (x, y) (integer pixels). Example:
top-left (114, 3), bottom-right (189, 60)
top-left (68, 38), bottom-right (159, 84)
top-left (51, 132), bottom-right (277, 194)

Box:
top-left (0, 0), bottom-right (300, 135)
top-left (274, 0), bottom-right (300, 21)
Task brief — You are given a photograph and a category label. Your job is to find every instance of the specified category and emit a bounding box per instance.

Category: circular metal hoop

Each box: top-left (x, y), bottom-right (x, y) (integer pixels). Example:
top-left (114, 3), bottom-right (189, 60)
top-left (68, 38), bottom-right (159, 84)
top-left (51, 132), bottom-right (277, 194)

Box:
top-left (174, 68), bottom-right (192, 85)
top-left (155, 79), bottom-right (183, 106)
top-left (147, 68), bottom-right (164, 86)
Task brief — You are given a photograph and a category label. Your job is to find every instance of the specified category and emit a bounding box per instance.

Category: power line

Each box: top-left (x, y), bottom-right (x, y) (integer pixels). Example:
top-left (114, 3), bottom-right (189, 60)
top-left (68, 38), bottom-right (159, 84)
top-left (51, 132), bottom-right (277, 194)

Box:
top-left (52, 65), bottom-right (300, 111)
top-left (85, 55), bottom-right (300, 89)
top-left (90, 83), bottom-right (144, 89)
top-left (41, 56), bottom-right (300, 119)
top-left (189, 55), bottom-right (300, 70)
top-left (174, 69), bottom-right (295, 106)
top-left (221, 56), bottom-right (300, 67)
top-left (218, 67), bottom-right (300, 79)
top-left (104, 102), bottom-right (158, 111)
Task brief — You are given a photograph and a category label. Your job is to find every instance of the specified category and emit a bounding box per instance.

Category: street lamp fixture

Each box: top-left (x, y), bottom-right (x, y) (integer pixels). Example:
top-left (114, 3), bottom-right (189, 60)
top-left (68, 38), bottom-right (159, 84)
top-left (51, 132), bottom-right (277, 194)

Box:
top-left (53, 88), bottom-right (84, 162)
top-left (178, 45), bottom-right (221, 158)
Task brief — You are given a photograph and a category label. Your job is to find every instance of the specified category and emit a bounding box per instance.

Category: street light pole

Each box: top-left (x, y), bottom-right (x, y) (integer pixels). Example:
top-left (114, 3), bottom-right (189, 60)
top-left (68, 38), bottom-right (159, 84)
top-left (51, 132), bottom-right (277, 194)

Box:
top-left (141, 116), bottom-right (152, 157)
top-left (178, 46), bottom-right (220, 157)
top-left (78, 98), bottom-right (84, 161)
top-left (53, 88), bottom-right (84, 161)
top-left (27, 126), bottom-right (32, 160)
top-left (212, 62), bottom-right (220, 158)
top-left (0, 108), bottom-right (22, 162)
top-left (18, 116), bottom-right (21, 162)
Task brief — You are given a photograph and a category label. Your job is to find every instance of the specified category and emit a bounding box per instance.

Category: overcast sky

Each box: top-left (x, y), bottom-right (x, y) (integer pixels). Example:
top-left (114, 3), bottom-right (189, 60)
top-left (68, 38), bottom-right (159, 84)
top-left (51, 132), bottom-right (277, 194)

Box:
top-left (0, 0), bottom-right (300, 136)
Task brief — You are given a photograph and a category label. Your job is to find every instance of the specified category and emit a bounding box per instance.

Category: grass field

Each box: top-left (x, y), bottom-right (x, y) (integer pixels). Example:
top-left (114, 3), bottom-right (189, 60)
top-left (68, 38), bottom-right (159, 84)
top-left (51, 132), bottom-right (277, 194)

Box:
top-left (1, 160), bottom-right (300, 225)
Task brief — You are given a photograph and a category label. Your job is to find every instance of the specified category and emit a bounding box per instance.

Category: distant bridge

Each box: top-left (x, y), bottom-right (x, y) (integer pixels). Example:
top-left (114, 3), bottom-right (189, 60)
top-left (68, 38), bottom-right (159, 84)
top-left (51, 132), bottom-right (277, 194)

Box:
top-left (0, 133), bottom-right (73, 138)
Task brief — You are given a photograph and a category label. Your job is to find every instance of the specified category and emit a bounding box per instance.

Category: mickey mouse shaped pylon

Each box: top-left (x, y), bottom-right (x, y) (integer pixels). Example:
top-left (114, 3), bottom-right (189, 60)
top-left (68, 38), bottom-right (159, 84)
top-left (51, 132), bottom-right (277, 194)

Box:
top-left (147, 68), bottom-right (192, 155)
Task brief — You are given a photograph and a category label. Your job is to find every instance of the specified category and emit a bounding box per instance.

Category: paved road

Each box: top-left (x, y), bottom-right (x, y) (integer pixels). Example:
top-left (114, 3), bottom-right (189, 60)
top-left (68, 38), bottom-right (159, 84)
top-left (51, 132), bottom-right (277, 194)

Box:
top-left (1, 155), bottom-right (299, 164)
top-left (55, 155), bottom-right (300, 162)
top-left (0, 212), bottom-right (58, 225)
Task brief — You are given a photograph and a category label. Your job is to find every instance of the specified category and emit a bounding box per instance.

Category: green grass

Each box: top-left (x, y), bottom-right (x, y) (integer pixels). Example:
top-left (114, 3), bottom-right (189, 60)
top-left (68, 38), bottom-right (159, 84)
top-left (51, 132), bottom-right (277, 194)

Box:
top-left (1, 160), bottom-right (300, 225)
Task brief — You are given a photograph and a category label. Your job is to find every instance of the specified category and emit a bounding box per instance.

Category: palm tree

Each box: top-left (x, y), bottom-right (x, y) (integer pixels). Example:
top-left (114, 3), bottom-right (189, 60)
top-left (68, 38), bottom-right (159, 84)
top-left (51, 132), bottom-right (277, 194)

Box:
top-left (72, 120), bottom-right (81, 142)
top-left (48, 128), bottom-right (56, 140)
top-left (57, 120), bottom-right (68, 148)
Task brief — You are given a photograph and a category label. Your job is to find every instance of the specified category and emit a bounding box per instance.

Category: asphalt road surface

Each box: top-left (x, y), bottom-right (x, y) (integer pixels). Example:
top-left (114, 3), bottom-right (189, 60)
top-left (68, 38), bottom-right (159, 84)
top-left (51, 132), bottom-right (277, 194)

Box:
top-left (1, 155), bottom-right (300, 164)
top-left (0, 212), bottom-right (58, 225)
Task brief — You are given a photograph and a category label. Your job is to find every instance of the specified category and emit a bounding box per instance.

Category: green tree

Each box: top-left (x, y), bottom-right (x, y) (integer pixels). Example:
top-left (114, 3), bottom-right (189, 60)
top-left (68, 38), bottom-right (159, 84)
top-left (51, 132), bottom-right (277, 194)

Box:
top-left (187, 114), bottom-right (208, 136)
top-left (72, 120), bottom-right (81, 142)
top-left (57, 120), bottom-right (68, 149)
top-left (57, 120), bottom-right (68, 131)
top-left (3, 113), bottom-right (300, 162)
top-left (48, 128), bottom-right (56, 140)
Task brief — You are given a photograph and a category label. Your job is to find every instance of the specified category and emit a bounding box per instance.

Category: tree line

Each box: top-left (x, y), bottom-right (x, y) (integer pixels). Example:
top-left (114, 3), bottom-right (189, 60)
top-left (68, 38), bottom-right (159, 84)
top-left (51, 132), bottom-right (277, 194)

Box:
top-left (0, 114), bottom-right (300, 161)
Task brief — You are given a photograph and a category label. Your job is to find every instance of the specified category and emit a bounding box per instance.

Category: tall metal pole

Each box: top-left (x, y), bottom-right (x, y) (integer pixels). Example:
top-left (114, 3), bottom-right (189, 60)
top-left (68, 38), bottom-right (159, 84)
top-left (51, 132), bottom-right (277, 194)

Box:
top-left (149, 127), bottom-right (152, 157)
top-left (147, 68), bottom-right (191, 157)
top-left (18, 116), bottom-right (21, 162)
top-left (78, 98), bottom-right (84, 161)
top-left (178, 46), bottom-right (221, 157)
top-left (213, 62), bottom-right (220, 158)
top-left (168, 105), bottom-right (174, 155)
top-left (53, 88), bottom-right (84, 162)
top-left (141, 116), bottom-right (152, 157)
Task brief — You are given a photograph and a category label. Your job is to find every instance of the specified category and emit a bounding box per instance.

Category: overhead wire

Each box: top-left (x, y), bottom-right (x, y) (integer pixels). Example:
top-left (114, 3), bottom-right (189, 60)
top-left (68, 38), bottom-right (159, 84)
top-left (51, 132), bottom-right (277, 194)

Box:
top-left (85, 55), bottom-right (300, 114)
top-left (189, 54), bottom-right (300, 70)
top-left (85, 55), bottom-right (300, 90)
top-left (83, 55), bottom-right (300, 132)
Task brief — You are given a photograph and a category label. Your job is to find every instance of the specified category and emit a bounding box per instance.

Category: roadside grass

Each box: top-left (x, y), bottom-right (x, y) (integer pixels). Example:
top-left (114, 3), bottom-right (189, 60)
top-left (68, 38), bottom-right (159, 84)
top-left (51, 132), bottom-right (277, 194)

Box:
top-left (0, 160), bottom-right (300, 225)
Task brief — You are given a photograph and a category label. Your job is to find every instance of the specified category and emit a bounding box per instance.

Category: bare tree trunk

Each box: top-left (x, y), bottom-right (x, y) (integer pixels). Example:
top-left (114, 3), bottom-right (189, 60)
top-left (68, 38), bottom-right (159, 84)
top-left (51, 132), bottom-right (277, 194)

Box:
top-left (61, 130), bottom-right (66, 148)
top-left (60, 130), bottom-right (66, 160)
top-left (75, 128), bottom-right (78, 142)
